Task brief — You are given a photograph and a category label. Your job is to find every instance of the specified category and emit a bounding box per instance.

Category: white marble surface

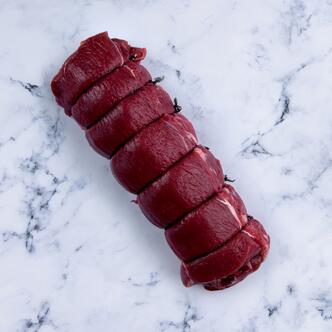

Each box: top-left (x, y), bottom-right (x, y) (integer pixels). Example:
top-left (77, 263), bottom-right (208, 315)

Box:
top-left (1, 0), bottom-right (332, 331)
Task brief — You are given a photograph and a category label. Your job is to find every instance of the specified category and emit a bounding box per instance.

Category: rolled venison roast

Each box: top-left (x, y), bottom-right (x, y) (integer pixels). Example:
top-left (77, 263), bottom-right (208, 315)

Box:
top-left (51, 32), bottom-right (270, 291)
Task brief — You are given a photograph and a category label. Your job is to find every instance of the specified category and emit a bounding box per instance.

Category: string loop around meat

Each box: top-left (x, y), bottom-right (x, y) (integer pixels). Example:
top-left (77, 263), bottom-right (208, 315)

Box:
top-left (174, 98), bottom-right (182, 113)
top-left (150, 76), bottom-right (165, 84)
top-left (224, 175), bottom-right (235, 183)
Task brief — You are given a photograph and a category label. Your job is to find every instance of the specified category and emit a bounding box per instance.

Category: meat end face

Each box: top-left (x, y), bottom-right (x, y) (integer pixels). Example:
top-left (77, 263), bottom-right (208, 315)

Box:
top-left (180, 219), bottom-right (270, 291)
top-left (85, 84), bottom-right (174, 158)
top-left (165, 184), bottom-right (248, 261)
top-left (111, 113), bottom-right (198, 193)
top-left (51, 32), bottom-right (146, 115)
top-left (72, 62), bottom-right (152, 128)
top-left (137, 146), bottom-right (224, 228)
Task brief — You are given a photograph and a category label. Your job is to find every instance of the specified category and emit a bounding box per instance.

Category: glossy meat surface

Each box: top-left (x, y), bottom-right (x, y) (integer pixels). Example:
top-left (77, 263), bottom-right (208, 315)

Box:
top-left (51, 32), bottom-right (144, 115)
top-left (72, 62), bottom-right (151, 128)
top-left (111, 113), bottom-right (198, 193)
top-left (138, 146), bottom-right (224, 228)
top-left (180, 219), bottom-right (270, 290)
top-left (165, 184), bottom-right (247, 261)
top-left (86, 84), bottom-right (174, 158)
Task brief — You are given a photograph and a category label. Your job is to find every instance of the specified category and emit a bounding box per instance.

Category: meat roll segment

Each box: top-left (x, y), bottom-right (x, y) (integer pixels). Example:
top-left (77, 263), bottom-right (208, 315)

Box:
top-left (165, 184), bottom-right (247, 261)
top-left (51, 32), bottom-right (146, 115)
top-left (72, 62), bottom-right (152, 128)
top-left (180, 219), bottom-right (270, 291)
top-left (138, 146), bottom-right (224, 228)
top-left (111, 113), bottom-right (198, 193)
top-left (86, 84), bottom-right (174, 158)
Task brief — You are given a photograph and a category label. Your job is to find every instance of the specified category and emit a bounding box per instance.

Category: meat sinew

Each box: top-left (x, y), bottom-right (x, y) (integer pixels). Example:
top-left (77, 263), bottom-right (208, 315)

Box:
top-left (181, 219), bottom-right (270, 290)
top-left (165, 184), bottom-right (247, 261)
top-left (51, 32), bottom-right (270, 291)
top-left (138, 146), bottom-right (224, 228)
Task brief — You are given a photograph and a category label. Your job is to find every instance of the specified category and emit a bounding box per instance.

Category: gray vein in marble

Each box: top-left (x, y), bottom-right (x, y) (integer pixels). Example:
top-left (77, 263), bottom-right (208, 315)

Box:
top-left (20, 302), bottom-right (52, 332)
top-left (315, 294), bottom-right (332, 321)
top-left (10, 78), bottom-right (43, 98)
top-left (241, 51), bottom-right (331, 159)
top-left (128, 272), bottom-right (160, 287)
top-left (160, 302), bottom-right (200, 332)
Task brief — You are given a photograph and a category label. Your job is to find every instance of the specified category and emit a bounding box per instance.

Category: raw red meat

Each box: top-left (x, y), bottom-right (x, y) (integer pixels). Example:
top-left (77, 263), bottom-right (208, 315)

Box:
top-left (165, 184), bottom-right (247, 261)
top-left (51, 32), bottom-right (146, 115)
top-left (181, 219), bottom-right (270, 290)
top-left (137, 146), bottom-right (224, 228)
top-left (51, 32), bottom-right (270, 291)
top-left (86, 84), bottom-right (174, 157)
top-left (72, 61), bottom-right (151, 128)
top-left (111, 113), bottom-right (198, 193)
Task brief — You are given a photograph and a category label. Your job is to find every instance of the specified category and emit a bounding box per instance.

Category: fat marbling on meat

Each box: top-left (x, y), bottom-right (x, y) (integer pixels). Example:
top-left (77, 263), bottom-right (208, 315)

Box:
top-left (137, 146), bottom-right (224, 228)
top-left (165, 184), bottom-right (248, 261)
top-left (181, 219), bottom-right (269, 290)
